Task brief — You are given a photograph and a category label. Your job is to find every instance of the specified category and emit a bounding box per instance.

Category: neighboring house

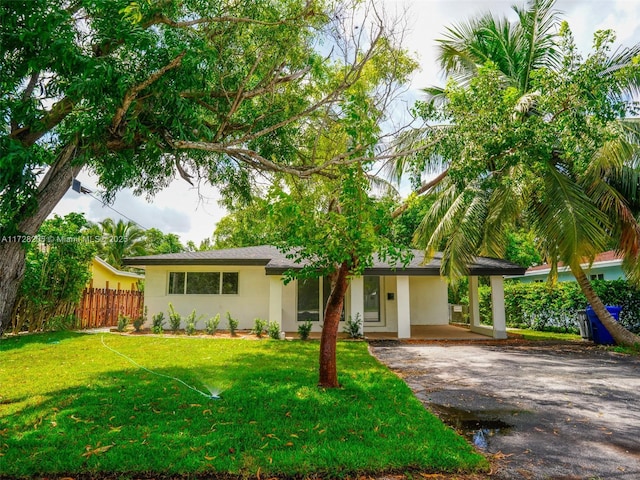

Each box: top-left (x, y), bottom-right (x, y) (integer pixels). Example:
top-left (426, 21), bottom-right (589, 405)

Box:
top-left (510, 250), bottom-right (625, 283)
top-left (89, 256), bottom-right (144, 291)
top-left (124, 245), bottom-right (525, 339)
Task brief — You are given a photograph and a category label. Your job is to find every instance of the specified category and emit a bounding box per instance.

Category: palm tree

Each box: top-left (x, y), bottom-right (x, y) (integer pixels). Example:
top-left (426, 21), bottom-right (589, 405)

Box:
top-left (407, 0), bottom-right (640, 346)
top-left (98, 218), bottom-right (147, 269)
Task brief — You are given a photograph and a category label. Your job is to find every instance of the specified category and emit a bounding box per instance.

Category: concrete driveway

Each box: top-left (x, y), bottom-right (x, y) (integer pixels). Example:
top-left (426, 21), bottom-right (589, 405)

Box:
top-left (369, 341), bottom-right (640, 480)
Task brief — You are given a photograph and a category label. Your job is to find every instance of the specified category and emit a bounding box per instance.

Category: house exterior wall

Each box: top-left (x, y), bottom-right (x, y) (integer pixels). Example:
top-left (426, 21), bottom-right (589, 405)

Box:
top-left (143, 266), bottom-right (450, 332)
top-left (516, 264), bottom-right (625, 283)
top-left (90, 260), bottom-right (141, 290)
top-left (143, 265), bottom-right (271, 330)
top-left (408, 276), bottom-right (449, 325)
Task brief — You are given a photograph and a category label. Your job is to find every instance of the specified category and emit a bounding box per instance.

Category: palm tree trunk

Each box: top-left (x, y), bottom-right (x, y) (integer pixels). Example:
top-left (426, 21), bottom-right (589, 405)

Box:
top-left (0, 141), bottom-right (82, 335)
top-left (318, 261), bottom-right (350, 388)
top-left (572, 264), bottom-right (640, 346)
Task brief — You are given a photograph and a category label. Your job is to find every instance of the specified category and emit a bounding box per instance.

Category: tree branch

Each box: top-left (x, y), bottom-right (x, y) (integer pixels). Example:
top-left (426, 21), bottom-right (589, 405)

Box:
top-left (390, 169), bottom-right (449, 219)
top-left (110, 52), bottom-right (186, 135)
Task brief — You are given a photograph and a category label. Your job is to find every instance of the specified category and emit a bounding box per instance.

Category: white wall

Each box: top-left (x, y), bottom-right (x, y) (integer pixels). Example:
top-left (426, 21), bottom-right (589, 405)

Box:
top-left (144, 265), bottom-right (271, 330)
top-left (409, 276), bottom-right (449, 325)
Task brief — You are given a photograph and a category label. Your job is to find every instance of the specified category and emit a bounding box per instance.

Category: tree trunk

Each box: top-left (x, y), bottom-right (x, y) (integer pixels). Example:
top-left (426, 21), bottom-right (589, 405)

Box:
top-left (572, 264), bottom-right (640, 346)
top-left (0, 141), bottom-right (83, 335)
top-left (318, 261), bottom-right (350, 388)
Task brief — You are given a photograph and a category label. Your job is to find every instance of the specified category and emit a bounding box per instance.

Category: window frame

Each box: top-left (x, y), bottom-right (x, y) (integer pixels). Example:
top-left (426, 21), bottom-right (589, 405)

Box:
top-left (167, 271), bottom-right (239, 295)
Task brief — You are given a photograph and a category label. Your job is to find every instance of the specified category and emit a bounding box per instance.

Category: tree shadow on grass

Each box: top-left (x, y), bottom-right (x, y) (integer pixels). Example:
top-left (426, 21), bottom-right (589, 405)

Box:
top-left (0, 330), bottom-right (85, 352)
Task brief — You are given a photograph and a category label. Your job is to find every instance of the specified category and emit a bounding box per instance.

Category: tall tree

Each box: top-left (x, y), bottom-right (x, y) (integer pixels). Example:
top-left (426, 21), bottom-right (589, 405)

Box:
top-left (97, 218), bottom-right (146, 269)
top-left (143, 228), bottom-right (185, 255)
top-left (407, 10), bottom-right (640, 346)
top-left (0, 0), bottom-right (407, 333)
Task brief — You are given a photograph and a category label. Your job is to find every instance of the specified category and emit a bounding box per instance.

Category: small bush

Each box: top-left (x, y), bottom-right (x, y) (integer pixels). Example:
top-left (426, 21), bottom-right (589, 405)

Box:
top-left (205, 314), bottom-right (220, 335)
top-left (226, 312), bottom-right (239, 336)
top-left (252, 318), bottom-right (267, 338)
top-left (47, 314), bottom-right (79, 332)
top-left (267, 321), bottom-right (281, 340)
top-left (298, 320), bottom-right (313, 340)
top-left (133, 306), bottom-right (147, 332)
top-left (116, 314), bottom-right (130, 332)
top-left (343, 313), bottom-right (363, 339)
top-left (168, 303), bottom-right (181, 333)
top-left (185, 309), bottom-right (199, 335)
top-left (151, 312), bottom-right (165, 334)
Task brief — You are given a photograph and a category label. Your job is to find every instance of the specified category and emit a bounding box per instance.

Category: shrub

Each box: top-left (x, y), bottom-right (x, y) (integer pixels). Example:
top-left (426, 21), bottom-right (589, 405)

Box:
top-left (267, 321), bottom-right (281, 340)
top-left (343, 313), bottom-right (363, 339)
top-left (116, 314), bottom-right (130, 332)
top-left (226, 312), bottom-right (239, 336)
top-left (185, 309), bottom-right (199, 335)
top-left (151, 312), bottom-right (165, 334)
top-left (205, 314), bottom-right (220, 335)
top-left (298, 320), bottom-right (313, 340)
top-left (168, 303), bottom-right (181, 333)
top-left (47, 314), bottom-right (79, 332)
top-left (252, 318), bottom-right (267, 338)
top-left (133, 307), bottom-right (147, 332)
top-left (475, 279), bottom-right (640, 334)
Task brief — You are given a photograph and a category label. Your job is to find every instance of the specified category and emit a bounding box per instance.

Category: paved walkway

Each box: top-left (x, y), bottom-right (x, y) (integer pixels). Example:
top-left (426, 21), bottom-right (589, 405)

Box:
top-left (370, 341), bottom-right (640, 480)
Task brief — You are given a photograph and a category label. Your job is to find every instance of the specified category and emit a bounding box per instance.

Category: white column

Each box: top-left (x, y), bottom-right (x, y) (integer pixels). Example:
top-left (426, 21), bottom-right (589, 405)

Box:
top-left (490, 275), bottom-right (507, 339)
top-left (269, 276), bottom-right (283, 329)
top-left (350, 276), bottom-right (364, 335)
top-left (396, 276), bottom-right (411, 339)
top-left (468, 276), bottom-right (480, 329)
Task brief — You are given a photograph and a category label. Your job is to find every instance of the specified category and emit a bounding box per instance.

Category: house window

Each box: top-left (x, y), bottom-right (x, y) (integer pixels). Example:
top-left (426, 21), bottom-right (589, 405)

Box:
top-left (297, 277), bottom-right (344, 322)
top-left (590, 273), bottom-right (604, 281)
top-left (168, 272), bottom-right (239, 294)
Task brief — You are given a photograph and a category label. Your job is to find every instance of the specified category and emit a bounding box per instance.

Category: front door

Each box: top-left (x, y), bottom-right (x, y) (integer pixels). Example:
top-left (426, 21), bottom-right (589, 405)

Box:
top-left (363, 275), bottom-right (381, 323)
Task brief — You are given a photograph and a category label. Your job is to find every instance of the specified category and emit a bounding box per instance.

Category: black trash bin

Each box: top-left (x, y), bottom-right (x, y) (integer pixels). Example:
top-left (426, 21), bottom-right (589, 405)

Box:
top-left (585, 306), bottom-right (621, 345)
top-left (576, 309), bottom-right (592, 341)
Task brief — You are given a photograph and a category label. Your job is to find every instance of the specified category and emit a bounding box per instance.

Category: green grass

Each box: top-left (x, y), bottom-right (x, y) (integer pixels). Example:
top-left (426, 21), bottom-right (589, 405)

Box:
top-left (507, 328), bottom-right (582, 342)
top-left (0, 332), bottom-right (487, 478)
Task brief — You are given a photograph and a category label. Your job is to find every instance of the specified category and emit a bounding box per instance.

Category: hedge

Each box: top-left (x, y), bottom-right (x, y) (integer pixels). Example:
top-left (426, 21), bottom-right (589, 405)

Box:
top-left (477, 279), bottom-right (640, 334)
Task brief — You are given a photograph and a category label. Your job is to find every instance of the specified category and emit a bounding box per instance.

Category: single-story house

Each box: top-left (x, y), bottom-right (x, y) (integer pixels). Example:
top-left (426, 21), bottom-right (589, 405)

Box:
top-left (89, 256), bottom-right (144, 291)
top-left (123, 245), bottom-right (526, 339)
top-left (509, 250), bottom-right (624, 283)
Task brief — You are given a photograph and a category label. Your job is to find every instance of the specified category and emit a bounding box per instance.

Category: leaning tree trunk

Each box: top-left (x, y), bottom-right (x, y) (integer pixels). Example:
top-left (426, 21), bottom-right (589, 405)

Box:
top-left (572, 264), bottom-right (640, 346)
top-left (0, 141), bottom-right (82, 335)
top-left (318, 261), bottom-right (350, 388)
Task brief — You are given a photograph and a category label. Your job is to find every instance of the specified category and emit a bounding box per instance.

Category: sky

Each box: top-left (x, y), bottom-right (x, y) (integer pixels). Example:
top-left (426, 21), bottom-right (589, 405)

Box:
top-left (51, 0), bottom-right (640, 244)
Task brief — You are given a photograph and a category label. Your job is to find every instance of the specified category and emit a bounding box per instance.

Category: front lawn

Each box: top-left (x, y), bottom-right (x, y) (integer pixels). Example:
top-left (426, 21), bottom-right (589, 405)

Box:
top-left (0, 332), bottom-right (487, 478)
top-left (507, 328), bottom-right (582, 342)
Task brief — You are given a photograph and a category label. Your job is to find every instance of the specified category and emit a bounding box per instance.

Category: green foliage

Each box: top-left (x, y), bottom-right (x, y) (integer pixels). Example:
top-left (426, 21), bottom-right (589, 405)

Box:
top-left (116, 315), bottom-right (130, 332)
top-left (343, 313), bottom-right (363, 339)
top-left (226, 312), bottom-right (239, 336)
top-left (46, 315), bottom-right (79, 332)
top-left (297, 320), bottom-right (313, 340)
top-left (505, 229), bottom-right (542, 268)
top-left (13, 213), bottom-right (96, 333)
top-left (204, 314), bottom-right (220, 335)
top-left (151, 312), bottom-right (165, 334)
top-left (167, 303), bottom-right (181, 333)
top-left (184, 310), bottom-right (199, 336)
top-left (143, 228), bottom-right (185, 255)
top-left (252, 318), bottom-right (267, 338)
top-left (133, 306), bottom-right (147, 332)
top-left (0, 333), bottom-right (487, 476)
top-left (96, 219), bottom-right (146, 270)
top-left (213, 198), bottom-right (281, 249)
top-left (479, 280), bottom-right (640, 334)
top-left (267, 321), bottom-right (282, 340)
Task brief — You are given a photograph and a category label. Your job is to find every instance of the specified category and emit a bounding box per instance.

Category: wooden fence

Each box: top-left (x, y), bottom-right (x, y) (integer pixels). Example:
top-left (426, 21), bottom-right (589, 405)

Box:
top-left (75, 287), bottom-right (144, 329)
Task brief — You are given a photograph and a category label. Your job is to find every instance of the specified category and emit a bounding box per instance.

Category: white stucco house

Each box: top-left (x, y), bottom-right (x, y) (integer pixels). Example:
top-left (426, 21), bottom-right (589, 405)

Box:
top-left (124, 245), bottom-right (526, 339)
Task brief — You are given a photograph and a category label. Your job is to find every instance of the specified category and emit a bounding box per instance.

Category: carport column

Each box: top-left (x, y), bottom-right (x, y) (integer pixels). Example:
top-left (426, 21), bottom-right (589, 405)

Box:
top-left (396, 276), bottom-right (411, 339)
top-left (268, 276), bottom-right (283, 329)
top-left (469, 276), bottom-right (481, 330)
top-left (350, 276), bottom-right (364, 336)
top-left (490, 276), bottom-right (507, 339)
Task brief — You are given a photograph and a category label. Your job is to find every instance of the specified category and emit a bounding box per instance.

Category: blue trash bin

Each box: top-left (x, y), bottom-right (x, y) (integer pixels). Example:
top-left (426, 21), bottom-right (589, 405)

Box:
top-left (585, 306), bottom-right (621, 345)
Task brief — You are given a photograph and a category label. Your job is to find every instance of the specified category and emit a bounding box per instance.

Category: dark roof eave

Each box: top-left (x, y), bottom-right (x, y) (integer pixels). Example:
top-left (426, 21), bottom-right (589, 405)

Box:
top-left (266, 266), bottom-right (527, 276)
top-left (123, 258), bottom-right (271, 267)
